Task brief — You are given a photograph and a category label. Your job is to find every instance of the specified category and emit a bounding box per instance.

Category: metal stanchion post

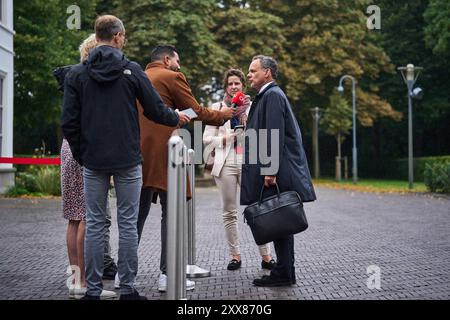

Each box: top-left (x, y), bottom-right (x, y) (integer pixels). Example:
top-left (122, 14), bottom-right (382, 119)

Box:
top-left (186, 149), bottom-right (211, 278)
top-left (167, 136), bottom-right (187, 300)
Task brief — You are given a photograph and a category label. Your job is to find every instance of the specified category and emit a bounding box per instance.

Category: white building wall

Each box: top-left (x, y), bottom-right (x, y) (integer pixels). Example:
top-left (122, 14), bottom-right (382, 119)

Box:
top-left (0, 0), bottom-right (15, 193)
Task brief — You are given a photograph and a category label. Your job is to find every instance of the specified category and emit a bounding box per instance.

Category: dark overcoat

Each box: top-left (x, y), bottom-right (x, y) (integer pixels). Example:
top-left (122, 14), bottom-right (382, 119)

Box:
top-left (240, 82), bottom-right (316, 205)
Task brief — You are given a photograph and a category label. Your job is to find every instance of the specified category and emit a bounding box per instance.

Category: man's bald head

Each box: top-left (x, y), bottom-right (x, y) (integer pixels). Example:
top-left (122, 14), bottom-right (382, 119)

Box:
top-left (95, 15), bottom-right (125, 42)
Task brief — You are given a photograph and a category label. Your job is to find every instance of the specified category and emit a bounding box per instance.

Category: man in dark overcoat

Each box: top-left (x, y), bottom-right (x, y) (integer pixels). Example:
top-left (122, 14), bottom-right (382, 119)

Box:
top-left (241, 55), bottom-right (316, 286)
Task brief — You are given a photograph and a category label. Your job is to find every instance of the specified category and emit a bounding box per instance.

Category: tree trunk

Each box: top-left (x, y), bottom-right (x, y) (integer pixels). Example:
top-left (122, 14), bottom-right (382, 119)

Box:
top-left (335, 132), bottom-right (342, 181)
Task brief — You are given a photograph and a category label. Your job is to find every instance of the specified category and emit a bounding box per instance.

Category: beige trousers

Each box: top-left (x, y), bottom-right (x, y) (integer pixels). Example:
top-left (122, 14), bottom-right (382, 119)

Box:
top-left (214, 156), bottom-right (270, 257)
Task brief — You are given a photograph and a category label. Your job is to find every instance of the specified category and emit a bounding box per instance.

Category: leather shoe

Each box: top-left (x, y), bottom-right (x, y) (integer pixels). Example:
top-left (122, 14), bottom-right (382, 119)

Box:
top-left (227, 259), bottom-right (242, 271)
top-left (102, 264), bottom-right (117, 280)
top-left (120, 289), bottom-right (147, 300)
top-left (80, 293), bottom-right (100, 300)
top-left (261, 259), bottom-right (276, 270)
top-left (253, 275), bottom-right (292, 287)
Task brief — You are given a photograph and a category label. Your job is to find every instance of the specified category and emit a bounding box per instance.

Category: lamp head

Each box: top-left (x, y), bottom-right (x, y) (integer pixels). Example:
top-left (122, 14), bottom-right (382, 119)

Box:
top-left (406, 64), bottom-right (415, 81)
top-left (411, 87), bottom-right (423, 100)
top-left (337, 85), bottom-right (344, 93)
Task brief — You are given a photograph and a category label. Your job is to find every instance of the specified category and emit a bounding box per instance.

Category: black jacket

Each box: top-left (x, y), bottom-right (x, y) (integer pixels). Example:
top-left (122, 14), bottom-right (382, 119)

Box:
top-left (240, 82), bottom-right (316, 205)
top-left (61, 45), bottom-right (179, 171)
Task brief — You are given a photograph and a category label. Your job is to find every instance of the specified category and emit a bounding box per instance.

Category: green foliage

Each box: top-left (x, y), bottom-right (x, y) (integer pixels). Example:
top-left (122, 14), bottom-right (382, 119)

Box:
top-left (424, 161), bottom-right (450, 193)
top-left (247, 0), bottom-right (400, 126)
top-left (374, 0), bottom-right (450, 158)
top-left (7, 166), bottom-right (61, 197)
top-left (5, 186), bottom-right (29, 197)
top-left (35, 166), bottom-right (61, 196)
top-left (110, 0), bottom-right (231, 101)
top-left (321, 93), bottom-right (352, 141)
top-left (424, 0), bottom-right (450, 58)
top-left (15, 172), bottom-right (38, 192)
top-left (14, 0), bottom-right (99, 153)
top-left (384, 156), bottom-right (450, 182)
top-left (13, 0), bottom-right (450, 179)
top-left (212, 7), bottom-right (287, 82)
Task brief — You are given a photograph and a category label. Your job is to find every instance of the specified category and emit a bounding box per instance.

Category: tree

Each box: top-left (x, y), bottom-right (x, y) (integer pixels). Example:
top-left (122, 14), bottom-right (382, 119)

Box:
top-left (375, 0), bottom-right (450, 160)
top-left (111, 0), bottom-right (232, 101)
top-left (212, 6), bottom-right (287, 88)
top-left (14, 0), bottom-right (98, 153)
top-left (247, 0), bottom-right (400, 126)
top-left (424, 0), bottom-right (450, 59)
top-left (321, 93), bottom-right (353, 180)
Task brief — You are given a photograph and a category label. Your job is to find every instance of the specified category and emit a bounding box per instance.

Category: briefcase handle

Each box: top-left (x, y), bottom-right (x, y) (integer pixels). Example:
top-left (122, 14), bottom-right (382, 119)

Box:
top-left (259, 183), bottom-right (281, 204)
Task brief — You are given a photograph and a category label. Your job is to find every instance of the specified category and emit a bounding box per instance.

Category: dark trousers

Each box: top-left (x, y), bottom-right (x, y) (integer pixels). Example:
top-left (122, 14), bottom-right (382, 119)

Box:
top-left (270, 234), bottom-right (295, 282)
top-left (137, 187), bottom-right (168, 274)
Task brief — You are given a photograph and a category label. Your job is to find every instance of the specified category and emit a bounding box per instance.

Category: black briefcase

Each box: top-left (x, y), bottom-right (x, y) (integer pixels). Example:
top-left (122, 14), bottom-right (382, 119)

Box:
top-left (243, 184), bottom-right (308, 245)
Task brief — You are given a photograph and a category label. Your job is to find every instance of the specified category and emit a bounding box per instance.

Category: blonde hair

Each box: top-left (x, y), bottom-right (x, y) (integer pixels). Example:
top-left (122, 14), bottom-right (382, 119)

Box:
top-left (79, 33), bottom-right (97, 62)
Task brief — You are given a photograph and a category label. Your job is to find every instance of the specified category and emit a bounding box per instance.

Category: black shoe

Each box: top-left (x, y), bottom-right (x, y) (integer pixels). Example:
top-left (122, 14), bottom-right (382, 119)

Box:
top-left (102, 263), bottom-right (118, 280)
top-left (80, 293), bottom-right (100, 300)
top-left (227, 259), bottom-right (242, 271)
top-left (261, 259), bottom-right (276, 270)
top-left (120, 289), bottom-right (147, 300)
top-left (253, 275), bottom-right (292, 287)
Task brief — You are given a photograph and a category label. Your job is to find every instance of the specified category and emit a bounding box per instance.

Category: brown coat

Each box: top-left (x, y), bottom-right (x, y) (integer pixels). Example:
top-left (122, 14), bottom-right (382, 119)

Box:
top-left (138, 61), bottom-right (225, 194)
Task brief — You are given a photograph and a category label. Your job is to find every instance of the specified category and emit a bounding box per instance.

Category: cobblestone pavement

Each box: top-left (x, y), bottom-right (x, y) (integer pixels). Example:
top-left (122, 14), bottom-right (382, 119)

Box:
top-left (0, 187), bottom-right (449, 300)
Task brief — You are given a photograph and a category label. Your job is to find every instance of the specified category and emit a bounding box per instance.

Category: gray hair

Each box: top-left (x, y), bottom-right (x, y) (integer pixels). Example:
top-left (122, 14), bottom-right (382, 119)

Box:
top-left (252, 55), bottom-right (278, 79)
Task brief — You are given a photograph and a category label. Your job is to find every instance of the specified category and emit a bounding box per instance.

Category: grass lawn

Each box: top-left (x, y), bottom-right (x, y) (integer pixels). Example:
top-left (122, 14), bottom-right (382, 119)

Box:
top-left (313, 178), bottom-right (428, 194)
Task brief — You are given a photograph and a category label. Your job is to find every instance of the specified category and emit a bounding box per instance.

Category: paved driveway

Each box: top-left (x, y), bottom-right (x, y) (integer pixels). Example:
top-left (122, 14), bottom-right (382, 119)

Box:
top-left (0, 187), bottom-right (448, 300)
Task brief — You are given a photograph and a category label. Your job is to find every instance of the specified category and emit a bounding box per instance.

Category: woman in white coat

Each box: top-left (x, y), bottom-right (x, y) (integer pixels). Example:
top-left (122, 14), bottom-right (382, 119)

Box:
top-left (203, 69), bottom-right (276, 271)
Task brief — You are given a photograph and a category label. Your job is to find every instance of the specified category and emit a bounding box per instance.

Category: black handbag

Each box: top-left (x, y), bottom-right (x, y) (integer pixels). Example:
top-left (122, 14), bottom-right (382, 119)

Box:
top-left (243, 183), bottom-right (308, 245)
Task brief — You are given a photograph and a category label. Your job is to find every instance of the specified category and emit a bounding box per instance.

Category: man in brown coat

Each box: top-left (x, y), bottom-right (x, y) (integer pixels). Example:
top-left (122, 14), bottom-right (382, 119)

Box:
top-left (136, 45), bottom-right (234, 292)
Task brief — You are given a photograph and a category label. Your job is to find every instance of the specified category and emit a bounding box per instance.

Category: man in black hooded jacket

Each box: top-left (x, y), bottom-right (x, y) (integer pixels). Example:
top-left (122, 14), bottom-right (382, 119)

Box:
top-left (61, 15), bottom-right (189, 300)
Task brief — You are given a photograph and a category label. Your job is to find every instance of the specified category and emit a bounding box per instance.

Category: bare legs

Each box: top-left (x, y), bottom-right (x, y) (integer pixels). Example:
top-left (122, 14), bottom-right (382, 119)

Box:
top-left (66, 220), bottom-right (86, 287)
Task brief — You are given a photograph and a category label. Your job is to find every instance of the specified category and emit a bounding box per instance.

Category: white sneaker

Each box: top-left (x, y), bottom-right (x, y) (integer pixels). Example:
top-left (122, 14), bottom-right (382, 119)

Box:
top-left (99, 289), bottom-right (117, 300)
top-left (114, 273), bottom-right (120, 289)
top-left (68, 284), bottom-right (78, 299)
top-left (157, 273), bottom-right (195, 292)
top-left (73, 287), bottom-right (117, 300)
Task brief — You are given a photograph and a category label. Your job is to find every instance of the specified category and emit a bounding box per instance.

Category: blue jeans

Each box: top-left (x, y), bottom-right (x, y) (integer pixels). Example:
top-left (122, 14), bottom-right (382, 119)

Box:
top-left (83, 165), bottom-right (142, 296)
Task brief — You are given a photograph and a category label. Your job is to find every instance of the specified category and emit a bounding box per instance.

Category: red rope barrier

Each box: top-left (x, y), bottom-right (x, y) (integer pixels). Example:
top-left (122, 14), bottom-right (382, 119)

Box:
top-left (0, 157), bottom-right (61, 165)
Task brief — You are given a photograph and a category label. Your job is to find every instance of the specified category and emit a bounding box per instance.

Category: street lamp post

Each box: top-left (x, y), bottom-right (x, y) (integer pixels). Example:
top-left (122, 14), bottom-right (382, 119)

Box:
top-left (337, 75), bottom-right (357, 184)
top-left (398, 64), bottom-right (423, 189)
top-left (310, 107), bottom-right (321, 179)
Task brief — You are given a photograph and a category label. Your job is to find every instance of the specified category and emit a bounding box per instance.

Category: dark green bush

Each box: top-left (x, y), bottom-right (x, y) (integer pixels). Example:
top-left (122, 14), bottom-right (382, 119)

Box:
top-left (424, 161), bottom-right (450, 193)
top-left (5, 186), bottom-right (29, 197)
top-left (384, 156), bottom-right (450, 181)
top-left (16, 172), bottom-right (38, 192)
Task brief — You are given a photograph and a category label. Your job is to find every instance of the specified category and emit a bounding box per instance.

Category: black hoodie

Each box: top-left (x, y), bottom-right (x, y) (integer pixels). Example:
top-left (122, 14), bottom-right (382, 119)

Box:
top-left (61, 45), bottom-right (179, 171)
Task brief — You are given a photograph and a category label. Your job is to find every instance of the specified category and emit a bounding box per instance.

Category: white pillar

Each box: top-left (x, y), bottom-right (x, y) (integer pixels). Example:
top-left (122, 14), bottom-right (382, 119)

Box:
top-left (0, 0), bottom-right (16, 193)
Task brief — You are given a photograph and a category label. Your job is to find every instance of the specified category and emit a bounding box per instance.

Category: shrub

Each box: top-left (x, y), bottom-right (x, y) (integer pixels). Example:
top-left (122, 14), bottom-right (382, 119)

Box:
top-left (35, 166), bottom-right (61, 196)
top-left (15, 172), bottom-right (38, 192)
top-left (424, 161), bottom-right (450, 193)
top-left (8, 166), bottom-right (61, 197)
top-left (5, 185), bottom-right (29, 197)
top-left (384, 155), bottom-right (450, 181)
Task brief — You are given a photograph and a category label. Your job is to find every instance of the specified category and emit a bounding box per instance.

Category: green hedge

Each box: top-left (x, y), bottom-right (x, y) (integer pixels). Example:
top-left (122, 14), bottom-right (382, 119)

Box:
top-left (424, 161), bottom-right (450, 193)
top-left (384, 156), bottom-right (450, 182)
